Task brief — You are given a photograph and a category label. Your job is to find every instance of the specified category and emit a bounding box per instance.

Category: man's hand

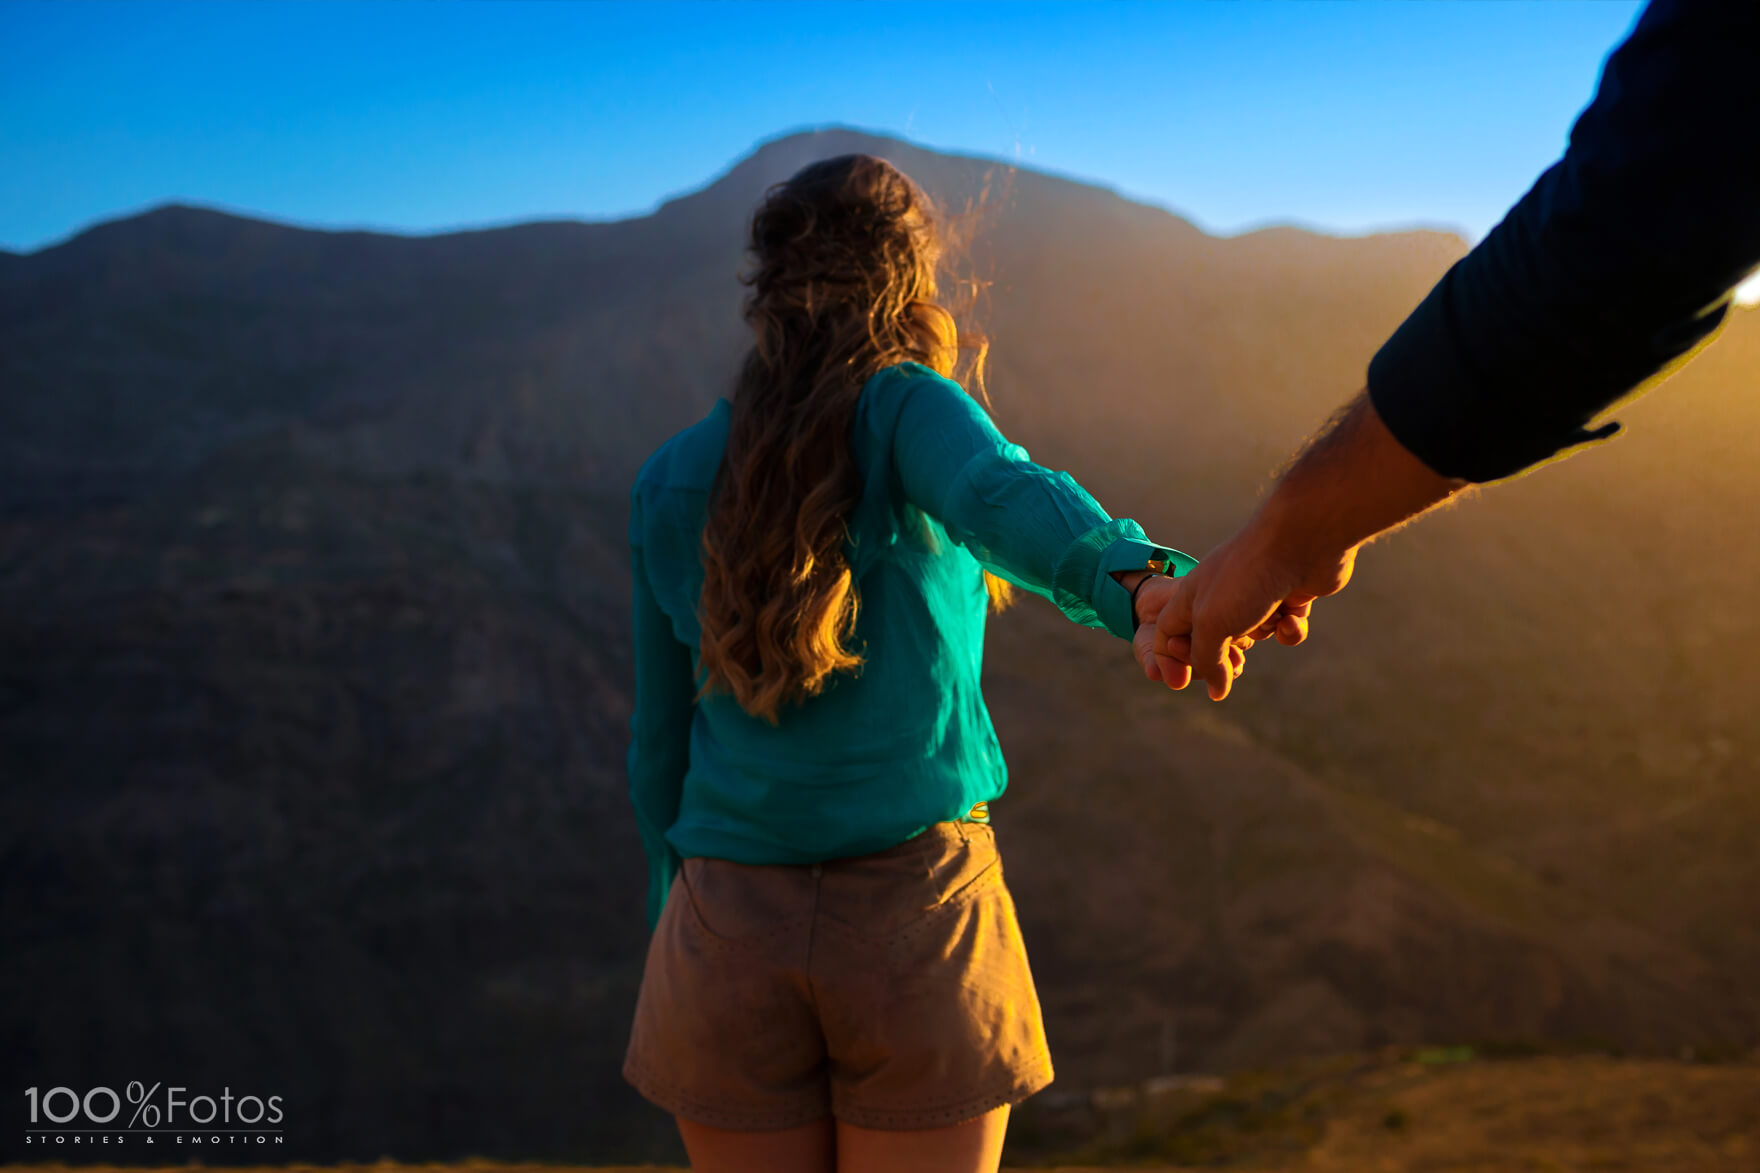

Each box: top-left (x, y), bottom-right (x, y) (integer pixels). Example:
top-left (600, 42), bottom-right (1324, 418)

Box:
top-left (1140, 390), bottom-right (1466, 701)
top-left (1153, 519), bottom-right (1356, 700)
top-left (1128, 571), bottom-right (1260, 692)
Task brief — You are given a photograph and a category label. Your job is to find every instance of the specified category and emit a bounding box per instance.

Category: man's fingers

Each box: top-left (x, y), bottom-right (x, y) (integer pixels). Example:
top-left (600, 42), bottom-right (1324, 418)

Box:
top-left (1138, 621), bottom-right (1196, 691)
top-left (1158, 634), bottom-right (1193, 691)
top-left (1155, 573), bottom-right (1198, 642)
top-left (1156, 654), bottom-right (1191, 690)
top-left (1189, 622), bottom-right (1232, 702)
top-left (1152, 625), bottom-right (1196, 662)
top-left (1275, 613), bottom-right (1308, 645)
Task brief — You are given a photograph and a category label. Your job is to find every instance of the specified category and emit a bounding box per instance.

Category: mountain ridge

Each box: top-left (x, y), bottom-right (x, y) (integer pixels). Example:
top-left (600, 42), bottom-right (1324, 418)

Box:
top-left (4, 126), bottom-right (1757, 1164)
top-left (20, 125), bottom-right (1460, 263)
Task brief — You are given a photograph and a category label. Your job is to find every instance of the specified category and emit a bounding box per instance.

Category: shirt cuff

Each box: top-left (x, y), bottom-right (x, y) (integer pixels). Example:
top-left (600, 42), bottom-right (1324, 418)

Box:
top-left (1053, 520), bottom-right (1199, 641)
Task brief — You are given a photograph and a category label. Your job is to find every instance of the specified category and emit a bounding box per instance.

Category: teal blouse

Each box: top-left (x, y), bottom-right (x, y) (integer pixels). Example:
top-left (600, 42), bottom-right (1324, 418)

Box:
top-left (627, 362), bottom-right (1195, 931)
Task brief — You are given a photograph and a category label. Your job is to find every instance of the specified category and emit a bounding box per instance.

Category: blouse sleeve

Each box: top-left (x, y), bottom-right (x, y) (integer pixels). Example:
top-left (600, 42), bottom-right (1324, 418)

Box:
top-left (890, 367), bottom-right (1194, 640)
top-left (625, 485), bottom-right (694, 934)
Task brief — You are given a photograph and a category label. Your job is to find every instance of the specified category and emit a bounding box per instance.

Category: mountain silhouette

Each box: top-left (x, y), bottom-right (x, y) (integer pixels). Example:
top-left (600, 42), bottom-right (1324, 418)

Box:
top-left (3, 126), bottom-right (1756, 1163)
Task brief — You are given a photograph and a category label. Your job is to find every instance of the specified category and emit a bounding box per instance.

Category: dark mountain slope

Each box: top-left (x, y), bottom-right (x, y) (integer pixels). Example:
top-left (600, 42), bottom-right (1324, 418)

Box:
top-left (3, 127), bottom-right (1756, 1162)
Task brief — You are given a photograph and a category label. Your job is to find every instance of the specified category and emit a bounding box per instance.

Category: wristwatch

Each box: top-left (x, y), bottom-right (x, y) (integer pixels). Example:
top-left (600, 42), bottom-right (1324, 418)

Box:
top-left (1128, 571), bottom-right (1164, 620)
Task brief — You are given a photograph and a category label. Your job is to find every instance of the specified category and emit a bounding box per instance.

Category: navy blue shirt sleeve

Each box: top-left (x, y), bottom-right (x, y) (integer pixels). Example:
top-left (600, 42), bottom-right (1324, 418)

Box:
top-left (1367, 0), bottom-right (1760, 483)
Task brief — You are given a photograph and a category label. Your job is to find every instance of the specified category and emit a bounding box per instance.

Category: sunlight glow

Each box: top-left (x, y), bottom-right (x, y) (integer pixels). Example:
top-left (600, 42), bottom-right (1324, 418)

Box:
top-left (1735, 270), bottom-right (1760, 308)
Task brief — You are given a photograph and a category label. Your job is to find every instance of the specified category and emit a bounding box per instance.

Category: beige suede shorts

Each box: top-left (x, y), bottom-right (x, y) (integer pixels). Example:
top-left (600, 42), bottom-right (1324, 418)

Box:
top-left (622, 820), bottom-right (1055, 1130)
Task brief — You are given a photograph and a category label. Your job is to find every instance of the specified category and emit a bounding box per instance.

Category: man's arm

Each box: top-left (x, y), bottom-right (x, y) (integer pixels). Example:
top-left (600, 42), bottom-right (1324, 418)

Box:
top-left (1369, 0), bottom-right (1760, 482)
top-left (1149, 392), bottom-right (1465, 700)
top-left (1150, 0), bottom-right (1760, 699)
top-left (1255, 392), bottom-right (1469, 564)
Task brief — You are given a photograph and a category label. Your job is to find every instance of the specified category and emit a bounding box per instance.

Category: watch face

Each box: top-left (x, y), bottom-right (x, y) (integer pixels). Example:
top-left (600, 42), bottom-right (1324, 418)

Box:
top-left (1147, 550), bottom-right (1200, 578)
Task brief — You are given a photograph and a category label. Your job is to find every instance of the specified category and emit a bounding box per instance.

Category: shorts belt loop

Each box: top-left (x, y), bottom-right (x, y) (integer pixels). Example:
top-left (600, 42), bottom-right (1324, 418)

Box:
top-left (954, 819), bottom-right (971, 845)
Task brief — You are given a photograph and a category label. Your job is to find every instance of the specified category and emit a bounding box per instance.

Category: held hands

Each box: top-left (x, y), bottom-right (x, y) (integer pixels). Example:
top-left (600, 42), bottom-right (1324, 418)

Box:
top-left (1123, 390), bottom-right (1463, 700)
top-left (1129, 575), bottom-right (1253, 692)
top-left (1127, 509), bottom-right (1360, 701)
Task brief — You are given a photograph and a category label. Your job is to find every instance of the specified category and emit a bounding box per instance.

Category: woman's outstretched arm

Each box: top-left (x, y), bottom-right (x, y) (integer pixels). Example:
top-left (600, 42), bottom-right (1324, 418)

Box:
top-left (887, 365), bottom-right (1194, 641)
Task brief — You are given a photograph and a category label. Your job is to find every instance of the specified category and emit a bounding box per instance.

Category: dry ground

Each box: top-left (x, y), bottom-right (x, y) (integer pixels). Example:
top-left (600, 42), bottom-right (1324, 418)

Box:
top-left (8, 1053), bottom-right (1758, 1172)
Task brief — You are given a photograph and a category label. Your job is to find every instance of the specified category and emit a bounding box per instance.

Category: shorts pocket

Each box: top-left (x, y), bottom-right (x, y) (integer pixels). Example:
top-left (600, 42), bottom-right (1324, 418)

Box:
top-left (877, 828), bottom-right (1005, 957)
top-left (876, 852), bottom-right (1022, 1020)
top-left (677, 856), bottom-right (810, 952)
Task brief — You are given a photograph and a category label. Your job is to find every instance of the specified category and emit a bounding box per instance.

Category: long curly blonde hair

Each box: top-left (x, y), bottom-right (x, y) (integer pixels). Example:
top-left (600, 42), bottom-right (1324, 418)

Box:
top-left (696, 153), bottom-right (1012, 724)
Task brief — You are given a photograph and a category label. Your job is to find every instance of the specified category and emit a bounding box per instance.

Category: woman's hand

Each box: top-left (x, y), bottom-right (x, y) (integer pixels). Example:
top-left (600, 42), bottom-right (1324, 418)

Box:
top-left (1149, 392), bottom-right (1462, 700)
top-left (1126, 573), bottom-right (1259, 691)
top-left (1132, 618), bottom-right (1250, 690)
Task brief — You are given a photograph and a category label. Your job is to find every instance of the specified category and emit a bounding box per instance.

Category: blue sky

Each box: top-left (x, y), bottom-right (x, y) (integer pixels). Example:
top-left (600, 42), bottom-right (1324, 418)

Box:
top-left (7, 0), bottom-right (1752, 303)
